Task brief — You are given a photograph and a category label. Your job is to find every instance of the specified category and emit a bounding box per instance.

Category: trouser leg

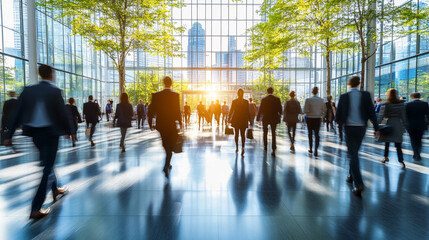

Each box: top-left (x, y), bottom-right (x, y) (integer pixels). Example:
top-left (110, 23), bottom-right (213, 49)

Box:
top-left (384, 142), bottom-right (390, 157)
top-left (89, 123), bottom-right (97, 141)
top-left (271, 123), bottom-right (277, 150)
top-left (345, 126), bottom-right (366, 188)
top-left (287, 122), bottom-right (293, 144)
top-left (120, 127), bottom-right (127, 146)
top-left (240, 128), bottom-right (245, 148)
top-left (263, 123), bottom-right (269, 149)
top-left (234, 128), bottom-right (239, 149)
top-left (395, 142), bottom-right (403, 162)
top-left (160, 130), bottom-right (177, 169)
top-left (292, 123), bottom-right (296, 144)
top-left (314, 119), bottom-right (321, 152)
top-left (307, 119), bottom-right (314, 151)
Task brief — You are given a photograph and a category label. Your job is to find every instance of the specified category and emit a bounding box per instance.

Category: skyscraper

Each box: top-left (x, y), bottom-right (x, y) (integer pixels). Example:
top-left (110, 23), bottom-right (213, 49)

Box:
top-left (187, 22), bottom-right (206, 85)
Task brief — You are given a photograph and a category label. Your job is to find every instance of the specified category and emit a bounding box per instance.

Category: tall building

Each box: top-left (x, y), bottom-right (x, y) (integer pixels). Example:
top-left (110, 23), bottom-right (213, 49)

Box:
top-left (187, 22), bottom-right (206, 85)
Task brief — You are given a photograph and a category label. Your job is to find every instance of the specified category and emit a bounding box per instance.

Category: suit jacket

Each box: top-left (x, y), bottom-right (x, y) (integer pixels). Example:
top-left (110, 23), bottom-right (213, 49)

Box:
top-left (1, 98), bottom-right (18, 129)
top-left (214, 103), bottom-right (221, 115)
top-left (137, 103), bottom-right (145, 116)
top-left (197, 104), bottom-right (206, 115)
top-left (115, 103), bottom-right (134, 128)
top-left (148, 89), bottom-right (182, 132)
top-left (83, 101), bottom-right (101, 123)
top-left (228, 98), bottom-right (250, 129)
top-left (336, 90), bottom-right (378, 130)
top-left (283, 98), bottom-right (302, 123)
top-left (184, 105), bottom-right (191, 115)
top-left (65, 104), bottom-right (82, 134)
top-left (7, 81), bottom-right (72, 138)
top-left (257, 95), bottom-right (282, 124)
top-left (405, 100), bottom-right (429, 131)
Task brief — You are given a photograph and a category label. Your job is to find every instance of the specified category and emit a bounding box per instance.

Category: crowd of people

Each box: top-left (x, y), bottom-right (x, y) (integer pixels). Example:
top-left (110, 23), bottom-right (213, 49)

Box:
top-left (1, 64), bottom-right (428, 220)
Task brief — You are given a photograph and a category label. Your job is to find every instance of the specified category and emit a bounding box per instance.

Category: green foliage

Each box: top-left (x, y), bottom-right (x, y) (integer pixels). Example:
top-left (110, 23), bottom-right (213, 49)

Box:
top-left (39, 0), bottom-right (184, 93)
top-left (242, 73), bottom-right (290, 104)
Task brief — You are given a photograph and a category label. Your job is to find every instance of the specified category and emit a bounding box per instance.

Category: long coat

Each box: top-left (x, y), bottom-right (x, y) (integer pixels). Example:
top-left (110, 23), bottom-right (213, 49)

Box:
top-left (377, 102), bottom-right (407, 143)
top-left (228, 98), bottom-right (250, 129)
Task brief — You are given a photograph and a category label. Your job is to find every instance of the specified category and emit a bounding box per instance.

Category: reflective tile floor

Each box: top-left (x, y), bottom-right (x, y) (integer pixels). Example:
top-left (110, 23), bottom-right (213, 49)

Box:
top-left (1, 120), bottom-right (429, 240)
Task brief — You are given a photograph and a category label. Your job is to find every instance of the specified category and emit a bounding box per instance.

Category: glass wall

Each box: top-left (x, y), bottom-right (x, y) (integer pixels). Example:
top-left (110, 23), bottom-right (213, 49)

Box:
top-left (332, 0), bottom-right (429, 100)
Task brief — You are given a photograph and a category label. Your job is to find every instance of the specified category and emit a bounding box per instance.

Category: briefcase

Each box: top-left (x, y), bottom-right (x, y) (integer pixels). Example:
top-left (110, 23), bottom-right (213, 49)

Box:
top-left (246, 128), bottom-right (254, 139)
top-left (173, 133), bottom-right (184, 153)
top-left (225, 125), bottom-right (234, 135)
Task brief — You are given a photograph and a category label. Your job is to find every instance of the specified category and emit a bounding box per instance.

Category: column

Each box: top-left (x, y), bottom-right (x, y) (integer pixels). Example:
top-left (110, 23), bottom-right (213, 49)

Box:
top-left (27, 0), bottom-right (38, 84)
top-left (366, 2), bottom-right (377, 99)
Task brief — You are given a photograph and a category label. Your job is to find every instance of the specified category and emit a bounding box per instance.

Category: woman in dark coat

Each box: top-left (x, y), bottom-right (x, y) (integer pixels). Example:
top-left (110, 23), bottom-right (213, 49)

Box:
top-left (66, 97), bottom-right (82, 147)
top-left (283, 91), bottom-right (302, 151)
top-left (377, 88), bottom-right (407, 169)
top-left (115, 93), bottom-right (134, 152)
top-left (228, 88), bottom-right (251, 156)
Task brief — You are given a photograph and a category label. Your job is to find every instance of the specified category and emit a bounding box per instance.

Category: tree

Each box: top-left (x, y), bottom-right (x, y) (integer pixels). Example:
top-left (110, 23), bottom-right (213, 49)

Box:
top-left (39, 0), bottom-right (183, 94)
top-left (242, 73), bottom-right (289, 104)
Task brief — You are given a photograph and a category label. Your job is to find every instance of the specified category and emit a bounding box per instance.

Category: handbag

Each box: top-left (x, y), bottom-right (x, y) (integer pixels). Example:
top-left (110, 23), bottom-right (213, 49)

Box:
top-left (378, 124), bottom-right (393, 135)
top-left (225, 124), bottom-right (234, 135)
top-left (173, 132), bottom-right (184, 153)
top-left (246, 128), bottom-right (254, 139)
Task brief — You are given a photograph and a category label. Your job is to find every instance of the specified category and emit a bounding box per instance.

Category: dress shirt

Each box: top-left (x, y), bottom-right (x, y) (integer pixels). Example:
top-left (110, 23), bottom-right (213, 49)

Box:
top-left (346, 88), bottom-right (365, 126)
top-left (27, 80), bottom-right (55, 128)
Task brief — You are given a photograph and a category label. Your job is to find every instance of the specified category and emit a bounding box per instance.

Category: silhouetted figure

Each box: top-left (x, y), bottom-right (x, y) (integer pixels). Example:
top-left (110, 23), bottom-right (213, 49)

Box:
top-left (229, 88), bottom-right (251, 156)
top-left (197, 101), bottom-right (206, 130)
top-left (377, 88), bottom-right (407, 169)
top-left (184, 102), bottom-right (191, 127)
top-left (94, 99), bottom-right (102, 121)
top-left (304, 87), bottom-right (326, 157)
top-left (405, 92), bottom-right (429, 161)
top-left (148, 76), bottom-right (182, 179)
top-left (115, 93), bottom-right (133, 152)
top-left (249, 97), bottom-right (257, 126)
top-left (214, 100), bottom-right (221, 126)
top-left (375, 97), bottom-right (383, 114)
top-left (4, 64), bottom-right (72, 219)
top-left (336, 76), bottom-right (379, 197)
top-left (1, 91), bottom-right (18, 132)
top-left (105, 100), bottom-right (112, 121)
top-left (83, 95), bottom-right (101, 146)
top-left (208, 101), bottom-right (215, 126)
top-left (325, 96), bottom-right (336, 133)
top-left (66, 97), bottom-right (82, 147)
top-left (283, 91), bottom-right (302, 152)
top-left (137, 99), bottom-right (145, 129)
top-left (257, 87), bottom-right (282, 156)
top-left (221, 101), bottom-right (229, 126)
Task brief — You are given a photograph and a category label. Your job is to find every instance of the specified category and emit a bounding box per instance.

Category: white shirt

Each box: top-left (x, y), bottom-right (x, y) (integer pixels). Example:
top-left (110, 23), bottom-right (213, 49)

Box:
top-left (27, 80), bottom-right (55, 128)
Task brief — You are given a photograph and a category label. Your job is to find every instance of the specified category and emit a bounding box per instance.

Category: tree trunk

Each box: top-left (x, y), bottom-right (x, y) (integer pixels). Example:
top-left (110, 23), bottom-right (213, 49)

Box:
top-left (326, 52), bottom-right (331, 96)
top-left (118, 54), bottom-right (126, 94)
top-left (360, 56), bottom-right (366, 91)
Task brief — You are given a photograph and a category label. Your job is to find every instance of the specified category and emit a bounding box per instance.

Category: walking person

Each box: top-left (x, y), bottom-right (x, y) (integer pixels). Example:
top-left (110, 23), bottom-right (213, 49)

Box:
top-left (377, 88), bottom-right (407, 169)
top-left (137, 99), bottom-right (145, 129)
top-left (105, 100), bottom-right (112, 121)
top-left (221, 101), bottom-right (230, 126)
top-left (66, 97), bottom-right (82, 147)
top-left (214, 100), bottom-right (221, 126)
top-left (1, 91), bottom-right (18, 150)
top-left (304, 87), bottom-right (326, 157)
top-left (148, 76), bottom-right (182, 179)
top-left (197, 101), bottom-right (206, 130)
top-left (115, 93), bottom-right (134, 152)
top-left (405, 92), bottom-right (429, 161)
top-left (283, 91), bottom-right (302, 152)
top-left (257, 87), bottom-right (282, 156)
top-left (325, 96), bottom-right (335, 133)
top-left (83, 95), bottom-right (101, 146)
top-left (249, 98), bottom-right (258, 127)
top-left (228, 89), bottom-right (251, 156)
top-left (3, 64), bottom-right (72, 219)
top-left (184, 102), bottom-right (191, 127)
top-left (336, 76), bottom-right (379, 196)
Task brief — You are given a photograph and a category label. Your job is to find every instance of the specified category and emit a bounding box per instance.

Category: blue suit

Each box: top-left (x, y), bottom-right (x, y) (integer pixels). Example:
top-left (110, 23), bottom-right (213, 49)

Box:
top-left (405, 100), bottom-right (429, 159)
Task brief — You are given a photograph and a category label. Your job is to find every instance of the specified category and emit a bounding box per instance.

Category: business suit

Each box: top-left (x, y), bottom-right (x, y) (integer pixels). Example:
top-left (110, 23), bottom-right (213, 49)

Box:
top-left (283, 98), bottom-right (302, 147)
top-left (229, 98), bottom-right (251, 152)
top-left (148, 89), bottom-right (182, 175)
top-left (336, 89), bottom-right (378, 192)
top-left (7, 80), bottom-right (72, 214)
top-left (1, 98), bottom-right (18, 130)
top-left (65, 104), bottom-right (82, 146)
top-left (184, 105), bottom-right (191, 126)
top-left (405, 99), bottom-right (429, 160)
top-left (257, 94), bottom-right (282, 151)
top-left (137, 103), bottom-right (145, 129)
top-left (214, 103), bottom-right (221, 126)
top-left (83, 101), bottom-right (100, 142)
top-left (115, 102), bottom-right (134, 148)
top-left (197, 103), bottom-right (206, 128)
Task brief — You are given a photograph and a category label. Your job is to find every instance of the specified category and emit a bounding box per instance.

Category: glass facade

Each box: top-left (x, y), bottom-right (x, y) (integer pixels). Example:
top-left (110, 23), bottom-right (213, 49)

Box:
top-left (331, 0), bottom-right (429, 100)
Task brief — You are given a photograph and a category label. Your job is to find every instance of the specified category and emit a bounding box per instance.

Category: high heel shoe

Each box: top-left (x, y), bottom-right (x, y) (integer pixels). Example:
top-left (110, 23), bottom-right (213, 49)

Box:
top-left (400, 161), bottom-right (406, 169)
top-left (381, 157), bottom-right (389, 164)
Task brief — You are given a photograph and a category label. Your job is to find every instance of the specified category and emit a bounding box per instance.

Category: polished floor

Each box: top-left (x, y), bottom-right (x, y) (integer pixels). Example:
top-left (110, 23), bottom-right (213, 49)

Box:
top-left (0, 119), bottom-right (428, 240)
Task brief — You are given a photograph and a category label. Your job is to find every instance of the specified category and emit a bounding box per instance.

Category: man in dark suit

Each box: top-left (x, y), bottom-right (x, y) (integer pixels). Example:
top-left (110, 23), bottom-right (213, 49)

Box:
top-left (197, 101), bottom-right (205, 130)
top-left (148, 76), bottom-right (182, 179)
top-left (336, 76), bottom-right (379, 197)
top-left (137, 99), bottom-right (145, 129)
top-left (256, 87), bottom-right (282, 156)
top-left (405, 92), bottom-right (429, 161)
top-left (1, 91), bottom-right (18, 131)
top-left (4, 64), bottom-right (72, 220)
top-left (83, 95), bottom-right (100, 146)
top-left (184, 102), bottom-right (191, 127)
top-left (214, 100), bottom-right (221, 126)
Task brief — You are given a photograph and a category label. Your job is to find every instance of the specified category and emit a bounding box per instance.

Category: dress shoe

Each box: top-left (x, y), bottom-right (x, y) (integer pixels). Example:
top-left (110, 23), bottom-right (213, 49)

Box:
top-left (29, 208), bottom-right (50, 220)
top-left (381, 157), bottom-right (389, 163)
top-left (346, 175), bottom-right (353, 184)
top-left (72, 142), bottom-right (76, 147)
top-left (271, 151), bottom-right (276, 157)
top-left (352, 186), bottom-right (364, 197)
top-left (53, 186), bottom-right (69, 202)
top-left (413, 155), bottom-right (422, 161)
top-left (163, 168), bottom-right (169, 179)
top-left (121, 146), bottom-right (126, 152)
top-left (400, 161), bottom-right (406, 169)
top-left (90, 141), bottom-right (95, 147)
top-left (314, 151), bottom-right (318, 157)
top-left (290, 145), bottom-right (295, 151)
top-left (308, 150), bottom-right (313, 154)
top-left (235, 147), bottom-right (239, 153)
top-left (241, 148), bottom-right (245, 156)
top-left (264, 147), bottom-right (267, 151)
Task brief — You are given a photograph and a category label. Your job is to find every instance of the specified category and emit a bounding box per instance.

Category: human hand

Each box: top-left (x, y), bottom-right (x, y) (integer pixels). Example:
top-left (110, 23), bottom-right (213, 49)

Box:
top-left (374, 131), bottom-right (380, 137)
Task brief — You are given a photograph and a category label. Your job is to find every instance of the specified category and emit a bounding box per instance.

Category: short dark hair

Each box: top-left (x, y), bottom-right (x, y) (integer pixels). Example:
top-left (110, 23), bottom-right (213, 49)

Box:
top-left (38, 64), bottom-right (53, 79)
top-left (120, 92), bottom-right (129, 104)
top-left (267, 87), bottom-right (274, 94)
top-left (312, 87), bottom-right (318, 95)
top-left (289, 91), bottom-right (296, 98)
top-left (348, 76), bottom-right (360, 88)
top-left (88, 95), bottom-right (94, 101)
top-left (249, 97), bottom-right (253, 102)
top-left (411, 92), bottom-right (421, 99)
top-left (163, 76), bottom-right (172, 87)
top-left (68, 97), bottom-right (75, 105)
top-left (327, 95), bottom-right (332, 102)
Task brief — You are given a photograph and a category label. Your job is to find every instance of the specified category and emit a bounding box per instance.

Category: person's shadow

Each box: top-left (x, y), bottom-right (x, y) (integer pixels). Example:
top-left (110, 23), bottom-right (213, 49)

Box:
top-left (229, 155), bottom-right (253, 215)
top-left (257, 153), bottom-right (282, 214)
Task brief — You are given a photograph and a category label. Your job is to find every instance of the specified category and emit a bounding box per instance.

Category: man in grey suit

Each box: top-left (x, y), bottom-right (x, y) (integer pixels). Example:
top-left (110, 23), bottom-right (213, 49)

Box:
top-left (304, 87), bottom-right (326, 157)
